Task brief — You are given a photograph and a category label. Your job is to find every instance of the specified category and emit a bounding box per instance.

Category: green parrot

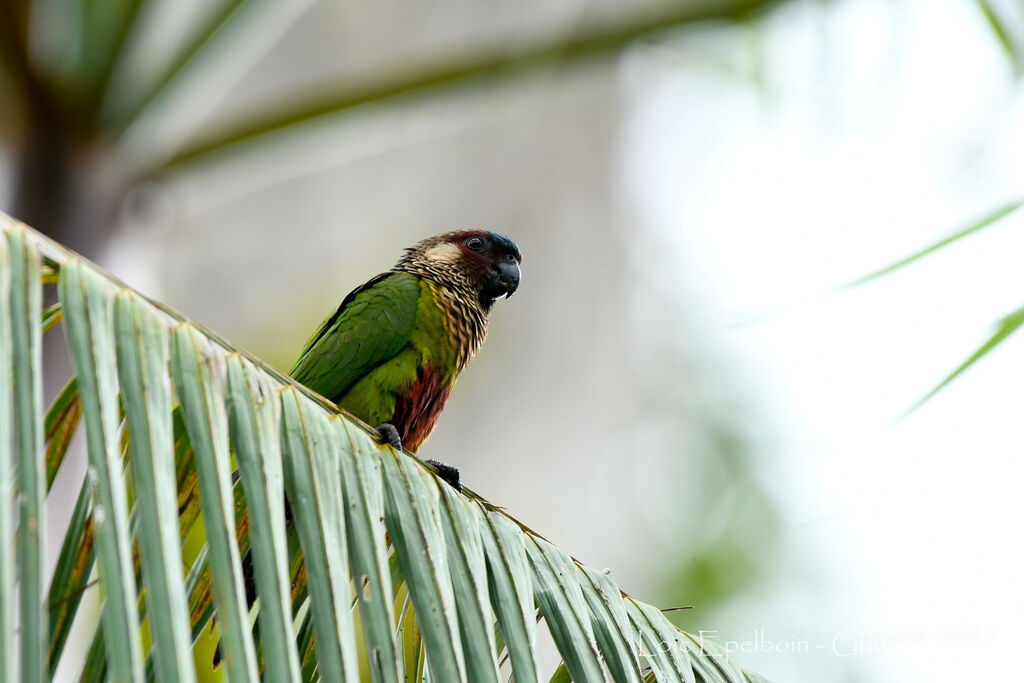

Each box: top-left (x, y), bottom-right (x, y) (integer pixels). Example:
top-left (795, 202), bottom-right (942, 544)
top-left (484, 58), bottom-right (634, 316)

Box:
top-left (289, 229), bottom-right (521, 487)
top-left (217, 230), bottom-right (521, 666)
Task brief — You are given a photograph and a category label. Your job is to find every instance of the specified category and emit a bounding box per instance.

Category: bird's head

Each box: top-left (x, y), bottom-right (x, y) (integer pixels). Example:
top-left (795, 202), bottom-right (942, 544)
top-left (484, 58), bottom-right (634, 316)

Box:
top-left (396, 230), bottom-right (522, 310)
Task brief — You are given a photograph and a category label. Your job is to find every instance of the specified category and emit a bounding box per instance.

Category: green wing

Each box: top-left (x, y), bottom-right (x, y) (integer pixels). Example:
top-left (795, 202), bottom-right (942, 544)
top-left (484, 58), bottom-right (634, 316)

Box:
top-left (289, 271), bottom-right (422, 402)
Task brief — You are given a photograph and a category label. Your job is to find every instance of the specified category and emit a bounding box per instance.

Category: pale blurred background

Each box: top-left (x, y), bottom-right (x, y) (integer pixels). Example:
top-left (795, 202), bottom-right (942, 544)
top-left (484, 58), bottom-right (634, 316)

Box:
top-left (3, 0), bottom-right (1024, 680)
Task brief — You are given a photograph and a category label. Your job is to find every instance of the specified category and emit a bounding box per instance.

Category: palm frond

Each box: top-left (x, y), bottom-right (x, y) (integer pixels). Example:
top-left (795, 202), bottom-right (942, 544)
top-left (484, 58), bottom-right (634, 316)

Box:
top-left (104, 0), bottom-right (255, 129)
top-left (6, 227), bottom-right (46, 682)
top-left (974, 0), bottom-right (1022, 74)
top-left (1, 212), bottom-right (769, 682)
top-left (85, 0), bottom-right (146, 108)
top-left (60, 258), bottom-right (146, 680)
top-left (0, 222), bottom-right (19, 682)
top-left (151, 0), bottom-right (785, 173)
top-left (844, 199), bottom-right (1024, 413)
top-left (907, 303), bottom-right (1024, 414)
top-left (843, 199), bottom-right (1024, 289)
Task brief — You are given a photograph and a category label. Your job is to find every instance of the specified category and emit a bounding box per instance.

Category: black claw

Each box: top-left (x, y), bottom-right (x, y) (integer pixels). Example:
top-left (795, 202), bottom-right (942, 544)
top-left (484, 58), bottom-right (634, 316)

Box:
top-left (426, 459), bottom-right (462, 491)
top-left (376, 423), bottom-right (403, 450)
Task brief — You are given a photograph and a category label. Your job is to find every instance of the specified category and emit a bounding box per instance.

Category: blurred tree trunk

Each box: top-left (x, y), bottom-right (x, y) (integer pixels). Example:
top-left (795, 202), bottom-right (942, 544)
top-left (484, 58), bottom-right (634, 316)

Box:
top-left (1, 0), bottom-right (116, 260)
top-left (11, 122), bottom-right (120, 261)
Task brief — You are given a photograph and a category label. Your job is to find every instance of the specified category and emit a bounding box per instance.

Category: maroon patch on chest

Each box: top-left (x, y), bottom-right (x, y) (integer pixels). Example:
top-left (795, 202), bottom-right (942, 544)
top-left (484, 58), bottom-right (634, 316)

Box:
top-left (393, 366), bottom-right (452, 452)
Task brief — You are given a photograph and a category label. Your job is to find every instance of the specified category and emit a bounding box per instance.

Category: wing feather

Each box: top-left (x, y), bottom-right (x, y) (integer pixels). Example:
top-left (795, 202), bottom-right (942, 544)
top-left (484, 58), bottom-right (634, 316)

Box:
top-left (289, 271), bottom-right (422, 402)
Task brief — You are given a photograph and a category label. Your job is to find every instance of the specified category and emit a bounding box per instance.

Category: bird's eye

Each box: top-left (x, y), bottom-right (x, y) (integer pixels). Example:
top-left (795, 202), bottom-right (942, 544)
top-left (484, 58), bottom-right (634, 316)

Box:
top-left (464, 236), bottom-right (486, 252)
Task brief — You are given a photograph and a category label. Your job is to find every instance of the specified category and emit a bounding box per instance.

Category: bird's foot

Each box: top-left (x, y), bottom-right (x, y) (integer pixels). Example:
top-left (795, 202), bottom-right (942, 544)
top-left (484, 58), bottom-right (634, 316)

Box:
top-left (426, 459), bottom-right (462, 492)
top-left (376, 423), bottom-right (403, 450)
top-left (376, 424), bottom-right (461, 491)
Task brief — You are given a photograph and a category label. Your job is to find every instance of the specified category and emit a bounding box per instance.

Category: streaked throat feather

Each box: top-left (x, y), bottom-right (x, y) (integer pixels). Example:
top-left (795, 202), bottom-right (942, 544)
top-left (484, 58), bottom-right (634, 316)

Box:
top-left (394, 256), bottom-right (489, 371)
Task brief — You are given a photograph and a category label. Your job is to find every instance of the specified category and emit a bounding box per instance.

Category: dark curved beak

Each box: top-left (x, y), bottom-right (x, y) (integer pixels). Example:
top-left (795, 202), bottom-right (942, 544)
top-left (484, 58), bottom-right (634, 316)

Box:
top-left (483, 258), bottom-right (520, 302)
top-left (498, 259), bottom-right (520, 298)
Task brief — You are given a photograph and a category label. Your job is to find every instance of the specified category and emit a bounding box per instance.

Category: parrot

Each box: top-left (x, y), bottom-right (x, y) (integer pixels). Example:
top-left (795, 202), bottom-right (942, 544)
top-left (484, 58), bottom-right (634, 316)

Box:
top-left (288, 229), bottom-right (522, 488)
top-left (216, 230), bottom-right (521, 666)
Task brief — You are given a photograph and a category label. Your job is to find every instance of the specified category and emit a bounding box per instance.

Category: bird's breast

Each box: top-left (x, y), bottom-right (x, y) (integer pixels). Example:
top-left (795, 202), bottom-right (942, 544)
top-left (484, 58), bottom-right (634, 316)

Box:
top-left (391, 365), bottom-right (453, 452)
